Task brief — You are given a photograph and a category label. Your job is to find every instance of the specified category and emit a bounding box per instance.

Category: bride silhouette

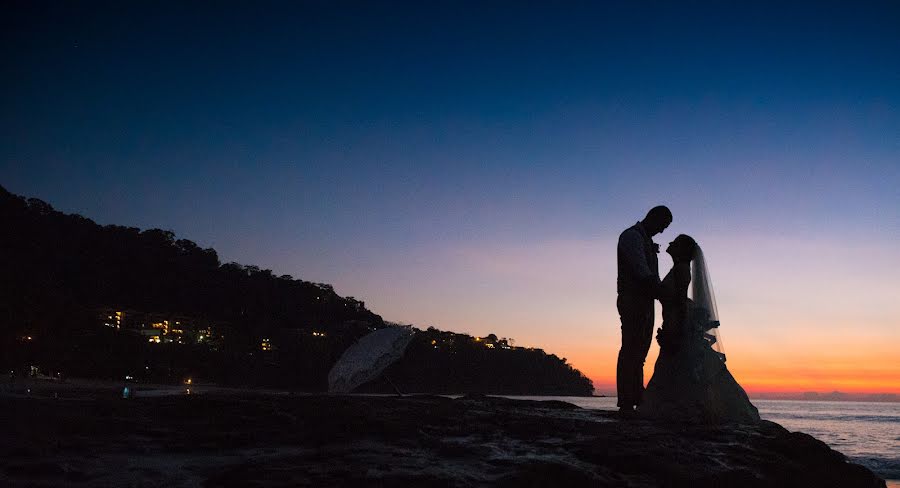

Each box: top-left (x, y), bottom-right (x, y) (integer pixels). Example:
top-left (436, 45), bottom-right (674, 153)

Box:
top-left (640, 235), bottom-right (760, 423)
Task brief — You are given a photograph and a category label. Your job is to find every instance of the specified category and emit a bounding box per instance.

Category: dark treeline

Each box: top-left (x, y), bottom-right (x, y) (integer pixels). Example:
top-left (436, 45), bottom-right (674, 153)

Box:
top-left (0, 185), bottom-right (593, 395)
top-left (0, 186), bottom-right (379, 390)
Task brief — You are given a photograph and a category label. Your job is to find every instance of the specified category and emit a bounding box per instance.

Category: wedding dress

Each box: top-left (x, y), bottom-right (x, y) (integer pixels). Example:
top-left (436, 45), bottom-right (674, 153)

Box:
top-left (640, 247), bottom-right (760, 423)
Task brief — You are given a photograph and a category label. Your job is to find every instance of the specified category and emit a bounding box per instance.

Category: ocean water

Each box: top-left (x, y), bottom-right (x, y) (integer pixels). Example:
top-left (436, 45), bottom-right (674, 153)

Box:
top-left (505, 396), bottom-right (900, 484)
top-left (756, 399), bottom-right (900, 484)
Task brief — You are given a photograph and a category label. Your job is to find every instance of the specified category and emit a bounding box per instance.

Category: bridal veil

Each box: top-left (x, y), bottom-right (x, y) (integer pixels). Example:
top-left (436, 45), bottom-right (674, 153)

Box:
top-left (691, 247), bottom-right (725, 359)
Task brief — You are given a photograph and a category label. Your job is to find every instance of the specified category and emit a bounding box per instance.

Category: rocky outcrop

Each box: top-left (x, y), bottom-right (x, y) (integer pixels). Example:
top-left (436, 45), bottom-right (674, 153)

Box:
top-left (0, 392), bottom-right (886, 487)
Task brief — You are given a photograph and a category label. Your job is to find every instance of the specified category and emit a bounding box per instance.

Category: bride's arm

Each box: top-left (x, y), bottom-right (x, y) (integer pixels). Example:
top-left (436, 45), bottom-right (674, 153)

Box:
top-left (657, 273), bottom-right (675, 300)
top-left (656, 265), bottom-right (690, 301)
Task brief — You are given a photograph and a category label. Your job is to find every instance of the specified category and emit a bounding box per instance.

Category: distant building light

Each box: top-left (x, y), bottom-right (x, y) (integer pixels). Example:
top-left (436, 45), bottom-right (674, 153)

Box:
top-left (485, 343), bottom-right (495, 349)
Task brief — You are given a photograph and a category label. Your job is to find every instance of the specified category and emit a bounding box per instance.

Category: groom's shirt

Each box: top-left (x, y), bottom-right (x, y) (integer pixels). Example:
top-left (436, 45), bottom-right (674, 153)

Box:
top-left (617, 222), bottom-right (660, 296)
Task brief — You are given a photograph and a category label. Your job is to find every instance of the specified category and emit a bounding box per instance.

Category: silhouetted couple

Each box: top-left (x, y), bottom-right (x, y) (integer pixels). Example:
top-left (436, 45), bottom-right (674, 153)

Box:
top-left (616, 206), bottom-right (759, 423)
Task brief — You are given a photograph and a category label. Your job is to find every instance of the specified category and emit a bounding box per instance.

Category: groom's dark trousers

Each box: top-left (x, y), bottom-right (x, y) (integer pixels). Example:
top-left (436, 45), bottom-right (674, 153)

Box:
top-left (616, 294), bottom-right (654, 408)
top-left (616, 222), bottom-right (659, 409)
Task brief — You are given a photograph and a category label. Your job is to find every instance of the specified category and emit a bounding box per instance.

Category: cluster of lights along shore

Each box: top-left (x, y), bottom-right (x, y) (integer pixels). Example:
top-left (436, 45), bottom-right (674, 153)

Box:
top-left (97, 308), bottom-right (220, 347)
top-left (95, 307), bottom-right (333, 353)
top-left (6, 309), bottom-right (519, 359)
top-left (429, 336), bottom-right (514, 350)
top-left (93, 309), bottom-right (515, 355)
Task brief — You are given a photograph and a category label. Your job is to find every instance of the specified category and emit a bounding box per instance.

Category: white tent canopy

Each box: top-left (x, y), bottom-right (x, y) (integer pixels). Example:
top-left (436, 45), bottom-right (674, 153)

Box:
top-left (327, 326), bottom-right (415, 393)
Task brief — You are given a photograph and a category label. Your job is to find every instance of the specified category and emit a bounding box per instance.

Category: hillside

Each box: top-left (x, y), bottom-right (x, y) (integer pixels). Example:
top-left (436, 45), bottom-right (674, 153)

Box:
top-left (0, 185), bottom-right (592, 395)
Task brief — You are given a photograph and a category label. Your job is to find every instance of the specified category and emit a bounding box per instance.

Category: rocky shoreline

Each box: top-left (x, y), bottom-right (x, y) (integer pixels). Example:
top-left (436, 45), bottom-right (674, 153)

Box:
top-left (0, 391), bottom-right (886, 487)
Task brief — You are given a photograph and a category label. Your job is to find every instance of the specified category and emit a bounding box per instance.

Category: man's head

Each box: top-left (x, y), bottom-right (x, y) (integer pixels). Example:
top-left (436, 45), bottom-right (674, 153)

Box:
top-left (642, 205), bottom-right (672, 236)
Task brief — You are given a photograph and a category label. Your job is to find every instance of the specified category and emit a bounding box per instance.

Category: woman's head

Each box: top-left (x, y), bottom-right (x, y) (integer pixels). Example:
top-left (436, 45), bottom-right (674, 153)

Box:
top-left (666, 234), bottom-right (697, 262)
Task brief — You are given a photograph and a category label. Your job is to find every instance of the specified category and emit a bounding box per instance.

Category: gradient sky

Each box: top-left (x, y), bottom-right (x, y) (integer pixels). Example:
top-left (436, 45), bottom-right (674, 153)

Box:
top-left (3, 2), bottom-right (899, 394)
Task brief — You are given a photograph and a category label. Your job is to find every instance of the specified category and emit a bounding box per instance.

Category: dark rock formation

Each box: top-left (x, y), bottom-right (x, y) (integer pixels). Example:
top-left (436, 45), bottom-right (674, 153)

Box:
top-left (0, 389), bottom-right (885, 487)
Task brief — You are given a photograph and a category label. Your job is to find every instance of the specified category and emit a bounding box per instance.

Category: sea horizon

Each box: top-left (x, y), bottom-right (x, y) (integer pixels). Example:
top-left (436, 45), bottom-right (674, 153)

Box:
top-left (589, 391), bottom-right (900, 403)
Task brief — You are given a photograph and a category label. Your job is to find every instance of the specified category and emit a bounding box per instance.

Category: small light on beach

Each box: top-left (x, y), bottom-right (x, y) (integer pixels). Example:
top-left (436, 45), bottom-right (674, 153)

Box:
top-left (185, 378), bottom-right (192, 385)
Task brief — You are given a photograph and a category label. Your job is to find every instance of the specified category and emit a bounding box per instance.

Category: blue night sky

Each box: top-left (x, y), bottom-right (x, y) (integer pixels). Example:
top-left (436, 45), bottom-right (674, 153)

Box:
top-left (3, 2), bottom-right (899, 392)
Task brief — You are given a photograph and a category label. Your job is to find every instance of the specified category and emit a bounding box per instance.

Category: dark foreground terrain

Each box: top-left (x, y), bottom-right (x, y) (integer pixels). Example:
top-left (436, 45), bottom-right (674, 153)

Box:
top-left (0, 387), bottom-right (886, 487)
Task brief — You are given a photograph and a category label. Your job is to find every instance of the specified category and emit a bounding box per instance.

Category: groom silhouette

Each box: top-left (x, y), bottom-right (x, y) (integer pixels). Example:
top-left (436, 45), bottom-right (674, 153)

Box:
top-left (616, 205), bottom-right (672, 415)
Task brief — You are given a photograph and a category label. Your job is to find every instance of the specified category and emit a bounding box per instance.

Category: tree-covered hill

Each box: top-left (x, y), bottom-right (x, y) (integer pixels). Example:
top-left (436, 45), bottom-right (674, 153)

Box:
top-left (0, 185), bottom-right (592, 395)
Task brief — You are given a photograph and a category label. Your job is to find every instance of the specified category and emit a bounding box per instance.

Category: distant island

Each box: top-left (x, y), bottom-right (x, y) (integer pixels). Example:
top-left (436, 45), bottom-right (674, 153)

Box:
top-left (0, 185), bottom-right (593, 396)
